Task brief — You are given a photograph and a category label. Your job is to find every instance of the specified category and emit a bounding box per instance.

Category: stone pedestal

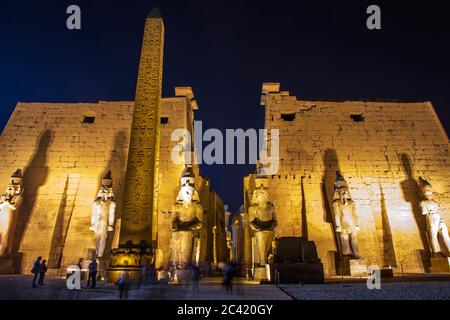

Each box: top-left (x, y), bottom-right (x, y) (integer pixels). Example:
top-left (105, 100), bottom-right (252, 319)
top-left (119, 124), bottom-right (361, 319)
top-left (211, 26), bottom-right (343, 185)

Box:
top-left (272, 262), bottom-right (324, 284)
top-left (253, 266), bottom-right (270, 283)
top-left (0, 257), bottom-right (15, 274)
top-left (429, 257), bottom-right (450, 273)
top-left (338, 258), bottom-right (368, 277)
top-left (106, 266), bottom-right (143, 284)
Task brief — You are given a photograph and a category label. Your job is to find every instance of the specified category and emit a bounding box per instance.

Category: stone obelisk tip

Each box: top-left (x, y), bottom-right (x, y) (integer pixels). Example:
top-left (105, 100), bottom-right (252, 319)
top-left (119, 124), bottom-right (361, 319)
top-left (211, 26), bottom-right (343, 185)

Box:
top-left (147, 7), bottom-right (162, 19)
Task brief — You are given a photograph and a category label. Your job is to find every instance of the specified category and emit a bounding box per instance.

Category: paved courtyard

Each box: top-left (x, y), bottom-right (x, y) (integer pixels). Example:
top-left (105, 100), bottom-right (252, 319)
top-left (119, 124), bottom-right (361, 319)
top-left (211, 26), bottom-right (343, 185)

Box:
top-left (0, 275), bottom-right (449, 300)
top-left (0, 275), bottom-right (291, 300)
top-left (279, 282), bottom-right (450, 300)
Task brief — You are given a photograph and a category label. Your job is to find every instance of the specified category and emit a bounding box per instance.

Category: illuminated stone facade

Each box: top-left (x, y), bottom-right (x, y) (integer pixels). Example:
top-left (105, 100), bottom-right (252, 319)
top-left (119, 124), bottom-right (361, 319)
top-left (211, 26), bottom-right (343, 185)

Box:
top-left (243, 83), bottom-right (450, 276)
top-left (0, 95), bottom-right (226, 274)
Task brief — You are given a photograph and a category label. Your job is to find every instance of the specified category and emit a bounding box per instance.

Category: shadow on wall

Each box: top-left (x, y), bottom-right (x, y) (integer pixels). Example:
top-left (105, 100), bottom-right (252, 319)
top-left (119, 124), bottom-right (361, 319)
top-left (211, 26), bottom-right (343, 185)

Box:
top-left (47, 176), bottom-right (70, 268)
top-left (399, 153), bottom-right (431, 267)
top-left (379, 182), bottom-right (397, 267)
top-left (300, 176), bottom-right (308, 240)
top-left (12, 130), bottom-right (51, 269)
top-left (100, 130), bottom-right (129, 259)
top-left (104, 130), bottom-right (128, 215)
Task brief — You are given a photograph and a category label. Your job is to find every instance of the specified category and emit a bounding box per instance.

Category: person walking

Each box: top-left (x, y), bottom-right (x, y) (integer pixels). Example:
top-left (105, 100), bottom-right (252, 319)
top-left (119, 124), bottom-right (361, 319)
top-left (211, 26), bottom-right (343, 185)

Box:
top-left (87, 259), bottom-right (98, 288)
top-left (76, 258), bottom-right (84, 286)
top-left (31, 256), bottom-right (42, 288)
top-left (38, 259), bottom-right (47, 286)
top-left (117, 272), bottom-right (129, 300)
top-left (224, 263), bottom-right (233, 294)
top-left (191, 265), bottom-right (200, 295)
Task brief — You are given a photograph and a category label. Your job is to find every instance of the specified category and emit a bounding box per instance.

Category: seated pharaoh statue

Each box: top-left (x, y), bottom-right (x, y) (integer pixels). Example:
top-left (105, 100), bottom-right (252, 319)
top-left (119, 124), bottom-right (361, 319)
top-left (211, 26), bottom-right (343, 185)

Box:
top-left (169, 166), bottom-right (203, 269)
top-left (90, 171), bottom-right (116, 258)
top-left (332, 171), bottom-right (361, 259)
top-left (0, 170), bottom-right (24, 257)
top-left (419, 177), bottom-right (450, 257)
top-left (248, 170), bottom-right (277, 266)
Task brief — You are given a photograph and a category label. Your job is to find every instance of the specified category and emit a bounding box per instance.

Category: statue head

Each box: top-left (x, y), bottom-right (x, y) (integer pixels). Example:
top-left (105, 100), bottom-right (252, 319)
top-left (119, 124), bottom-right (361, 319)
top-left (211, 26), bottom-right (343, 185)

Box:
top-left (251, 165), bottom-right (271, 207)
top-left (102, 171), bottom-right (113, 188)
top-left (97, 186), bottom-right (112, 201)
top-left (96, 171), bottom-right (114, 201)
top-left (251, 185), bottom-right (270, 207)
top-left (176, 165), bottom-right (199, 204)
top-left (5, 169), bottom-right (23, 199)
top-left (419, 177), bottom-right (434, 200)
top-left (333, 171), bottom-right (352, 205)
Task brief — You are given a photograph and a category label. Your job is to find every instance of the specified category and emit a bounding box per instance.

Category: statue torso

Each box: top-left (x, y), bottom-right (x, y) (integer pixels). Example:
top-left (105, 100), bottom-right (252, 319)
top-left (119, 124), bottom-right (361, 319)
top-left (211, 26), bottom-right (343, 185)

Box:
top-left (94, 199), bottom-right (112, 227)
top-left (250, 203), bottom-right (275, 222)
top-left (176, 203), bottom-right (200, 221)
top-left (422, 200), bottom-right (443, 225)
top-left (334, 201), bottom-right (356, 229)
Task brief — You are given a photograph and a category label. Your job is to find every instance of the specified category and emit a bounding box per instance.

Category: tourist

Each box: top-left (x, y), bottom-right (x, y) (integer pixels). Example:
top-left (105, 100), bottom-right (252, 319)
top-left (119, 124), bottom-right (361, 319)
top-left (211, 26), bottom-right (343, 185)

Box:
top-left (87, 259), bottom-right (98, 288)
top-left (31, 256), bottom-right (42, 288)
top-left (76, 258), bottom-right (84, 285)
top-left (191, 264), bottom-right (200, 295)
top-left (38, 259), bottom-right (47, 286)
top-left (224, 263), bottom-right (233, 294)
top-left (117, 272), bottom-right (129, 300)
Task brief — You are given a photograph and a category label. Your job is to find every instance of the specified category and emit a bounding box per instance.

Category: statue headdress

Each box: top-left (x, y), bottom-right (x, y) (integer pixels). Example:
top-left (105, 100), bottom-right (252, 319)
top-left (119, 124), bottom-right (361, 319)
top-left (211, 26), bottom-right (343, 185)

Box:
top-left (97, 171), bottom-right (114, 199)
top-left (254, 161), bottom-right (269, 189)
top-left (418, 177), bottom-right (433, 196)
top-left (176, 165), bottom-right (199, 203)
top-left (334, 171), bottom-right (348, 190)
top-left (333, 171), bottom-right (351, 201)
top-left (102, 171), bottom-right (113, 188)
top-left (250, 162), bottom-right (271, 206)
top-left (10, 169), bottom-right (23, 185)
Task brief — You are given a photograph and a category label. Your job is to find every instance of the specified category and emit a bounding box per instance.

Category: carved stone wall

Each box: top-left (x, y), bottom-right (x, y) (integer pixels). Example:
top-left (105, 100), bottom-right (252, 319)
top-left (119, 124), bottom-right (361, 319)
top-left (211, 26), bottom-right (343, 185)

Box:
top-left (244, 84), bottom-right (450, 276)
top-left (0, 98), bottom-right (225, 273)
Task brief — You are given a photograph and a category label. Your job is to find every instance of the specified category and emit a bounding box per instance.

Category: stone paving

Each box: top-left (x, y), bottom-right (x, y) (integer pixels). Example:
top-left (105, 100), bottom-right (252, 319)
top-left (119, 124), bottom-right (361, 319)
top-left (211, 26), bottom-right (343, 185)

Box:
top-left (279, 282), bottom-right (450, 300)
top-left (1, 275), bottom-right (450, 300)
top-left (0, 275), bottom-right (291, 300)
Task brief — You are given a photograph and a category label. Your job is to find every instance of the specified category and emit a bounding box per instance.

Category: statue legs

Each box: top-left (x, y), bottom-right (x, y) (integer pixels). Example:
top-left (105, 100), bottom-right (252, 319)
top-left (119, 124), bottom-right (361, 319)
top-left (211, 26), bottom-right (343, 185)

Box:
top-left (340, 228), bottom-right (359, 258)
top-left (0, 234), bottom-right (6, 256)
top-left (170, 231), bottom-right (193, 268)
top-left (96, 231), bottom-right (107, 258)
top-left (256, 230), bottom-right (273, 266)
top-left (430, 218), bottom-right (450, 255)
top-left (179, 231), bottom-right (193, 267)
top-left (439, 221), bottom-right (450, 254)
top-left (350, 230), bottom-right (360, 258)
top-left (339, 232), bottom-right (352, 256)
top-left (169, 233), bottom-right (180, 267)
top-left (0, 213), bottom-right (12, 256)
top-left (428, 216), bottom-right (442, 254)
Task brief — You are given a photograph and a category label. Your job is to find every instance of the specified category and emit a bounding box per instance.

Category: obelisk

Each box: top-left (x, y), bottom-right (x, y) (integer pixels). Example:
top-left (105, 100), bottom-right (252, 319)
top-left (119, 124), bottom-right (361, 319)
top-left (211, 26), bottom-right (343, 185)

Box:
top-left (120, 8), bottom-right (163, 249)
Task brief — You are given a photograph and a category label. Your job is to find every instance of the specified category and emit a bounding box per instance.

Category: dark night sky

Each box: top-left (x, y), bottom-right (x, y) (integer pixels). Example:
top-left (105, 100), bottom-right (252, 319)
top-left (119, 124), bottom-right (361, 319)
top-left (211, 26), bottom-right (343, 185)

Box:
top-left (0, 0), bottom-right (449, 212)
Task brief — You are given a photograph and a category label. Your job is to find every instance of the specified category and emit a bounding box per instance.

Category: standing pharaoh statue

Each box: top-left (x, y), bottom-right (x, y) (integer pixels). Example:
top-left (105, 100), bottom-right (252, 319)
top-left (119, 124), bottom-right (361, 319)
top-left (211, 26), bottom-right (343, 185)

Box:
top-left (419, 177), bottom-right (450, 257)
top-left (169, 166), bottom-right (203, 269)
top-left (332, 172), bottom-right (360, 258)
top-left (0, 170), bottom-right (24, 256)
top-left (248, 171), bottom-right (277, 266)
top-left (90, 171), bottom-right (116, 258)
